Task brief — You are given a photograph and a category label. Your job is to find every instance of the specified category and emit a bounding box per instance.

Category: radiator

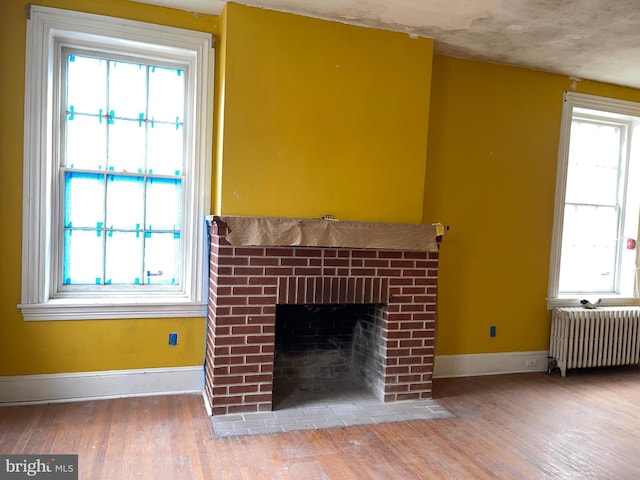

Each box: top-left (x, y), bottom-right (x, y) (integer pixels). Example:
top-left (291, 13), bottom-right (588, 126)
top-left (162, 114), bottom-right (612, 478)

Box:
top-left (549, 307), bottom-right (640, 376)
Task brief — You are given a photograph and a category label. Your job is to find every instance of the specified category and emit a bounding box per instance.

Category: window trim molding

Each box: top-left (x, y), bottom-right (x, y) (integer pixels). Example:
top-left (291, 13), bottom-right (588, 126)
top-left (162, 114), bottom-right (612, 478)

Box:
top-left (547, 92), bottom-right (640, 309)
top-left (19, 6), bottom-right (214, 320)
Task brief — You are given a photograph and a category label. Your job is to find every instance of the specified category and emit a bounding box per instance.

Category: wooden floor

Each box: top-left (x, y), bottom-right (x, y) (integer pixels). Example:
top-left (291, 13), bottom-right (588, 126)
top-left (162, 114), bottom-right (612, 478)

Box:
top-left (2, 368), bottom-right (640, 479)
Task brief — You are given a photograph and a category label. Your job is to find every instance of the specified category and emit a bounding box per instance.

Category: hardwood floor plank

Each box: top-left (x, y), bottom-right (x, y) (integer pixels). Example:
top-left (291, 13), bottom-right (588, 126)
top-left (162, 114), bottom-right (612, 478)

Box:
top-left (2, 368), bottom-right (640, 478)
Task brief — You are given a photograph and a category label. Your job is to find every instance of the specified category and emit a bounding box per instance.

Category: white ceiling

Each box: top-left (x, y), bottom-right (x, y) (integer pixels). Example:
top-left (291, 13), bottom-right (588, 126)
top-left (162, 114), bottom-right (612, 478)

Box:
top-left (132, 0), bottom-right (640, 90)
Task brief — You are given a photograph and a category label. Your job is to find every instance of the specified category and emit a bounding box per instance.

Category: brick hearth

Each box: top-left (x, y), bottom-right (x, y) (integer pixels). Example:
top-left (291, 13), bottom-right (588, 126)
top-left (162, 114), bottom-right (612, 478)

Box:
top-left (205, 218), bottom-right (440, 415)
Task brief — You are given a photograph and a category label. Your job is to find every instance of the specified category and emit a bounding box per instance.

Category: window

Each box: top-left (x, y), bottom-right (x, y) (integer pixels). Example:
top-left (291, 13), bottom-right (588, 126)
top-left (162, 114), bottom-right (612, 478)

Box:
top-left (19, 6), bottom-right (213, 320)
top-left (62, 53), bottom-right (186, 288)
top-left (548, 92), bottom-right (640, 308)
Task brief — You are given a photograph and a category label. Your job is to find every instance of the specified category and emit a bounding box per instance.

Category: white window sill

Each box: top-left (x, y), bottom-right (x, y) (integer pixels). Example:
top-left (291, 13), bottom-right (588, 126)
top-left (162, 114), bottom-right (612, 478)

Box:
top-left (546, 296), bottom-right (640, 310)
top-left (18, 298), bottom-right (207, 321)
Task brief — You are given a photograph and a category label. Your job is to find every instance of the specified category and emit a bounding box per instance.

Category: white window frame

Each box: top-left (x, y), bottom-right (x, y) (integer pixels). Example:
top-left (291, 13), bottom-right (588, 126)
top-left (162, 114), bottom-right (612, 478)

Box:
top-left (19, 6), bottom-right (213, 320)
top-left (547, 92), bottom-right (640, 309)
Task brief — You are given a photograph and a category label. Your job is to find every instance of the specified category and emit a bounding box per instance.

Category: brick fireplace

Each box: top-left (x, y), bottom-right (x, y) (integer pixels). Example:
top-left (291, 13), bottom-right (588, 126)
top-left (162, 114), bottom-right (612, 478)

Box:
top-left (204, 216), bottom-right (442, 415)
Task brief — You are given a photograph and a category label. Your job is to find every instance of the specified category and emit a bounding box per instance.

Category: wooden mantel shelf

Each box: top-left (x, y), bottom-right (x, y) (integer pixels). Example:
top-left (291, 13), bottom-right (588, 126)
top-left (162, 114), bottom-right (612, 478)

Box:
top-left (208, 215), bottom-right (445, 252)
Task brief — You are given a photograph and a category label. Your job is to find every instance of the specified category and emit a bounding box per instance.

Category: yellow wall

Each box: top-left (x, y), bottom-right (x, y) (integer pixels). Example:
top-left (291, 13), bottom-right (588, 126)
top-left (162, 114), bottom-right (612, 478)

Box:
top-left (424, 55), bottom-right (640, 355)
top-left (216, 3), bottom-right (434, 223)
top-left (212, 4), bottom-right (228, 215)
top-left (4, 0), bottom-right (640, 376)
top-left (0, 0), bottom-right (217, 375)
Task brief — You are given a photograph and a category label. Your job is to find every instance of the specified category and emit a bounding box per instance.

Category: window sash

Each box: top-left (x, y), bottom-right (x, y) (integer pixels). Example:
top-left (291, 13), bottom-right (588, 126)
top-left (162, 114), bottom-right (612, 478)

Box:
top-left (557, 117), bottom-right (628, 295)
top-left (58, 49), bottom-right (187, 291)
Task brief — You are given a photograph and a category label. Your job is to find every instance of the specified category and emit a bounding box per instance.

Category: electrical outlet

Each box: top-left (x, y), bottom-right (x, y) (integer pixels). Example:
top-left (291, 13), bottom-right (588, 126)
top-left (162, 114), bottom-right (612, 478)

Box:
top-left (526, 359), bottom-right (537, 367)
top-left (169, 332), bottom-right (178, 346)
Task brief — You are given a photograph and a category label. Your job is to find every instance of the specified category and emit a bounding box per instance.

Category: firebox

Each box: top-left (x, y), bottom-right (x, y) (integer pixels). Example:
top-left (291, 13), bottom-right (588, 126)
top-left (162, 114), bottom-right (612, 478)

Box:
top-left (204, 216), bottom-right (443, 415)
top-left (272, 303), bottom-right (384, 407)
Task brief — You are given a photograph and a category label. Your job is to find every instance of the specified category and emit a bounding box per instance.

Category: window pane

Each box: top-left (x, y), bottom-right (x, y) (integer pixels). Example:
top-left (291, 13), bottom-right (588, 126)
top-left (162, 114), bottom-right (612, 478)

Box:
top-left (144, 232), bottom-right (181, 285)
top-left (106, 175), bottom-right (144, 230)
top-left (105, 231), bottom-right (143, 285)
top-left (146, 178), bottom-right (182, 231)
top-left (65, 114), bottom-right (107, 170)
top-left (60, 48), bottom-right (189, 294)
top-left (107, 119), bottom-right (146, 173)
top-left (66, 55), bottom-right (106, 115)
top-left (64, 172), bottom-right (105, 228)
top-left (565, 120), bottom-right (622, 205)
top-left (63, 229), bottom-right (104, 285)
top-left (147, 122), bottom-right (184, 175)
top-left (108, 60), bottom-right (147, 120)
top-left (148, 66), bottom-right (184, 122)
top-left (558, 204), bottom-right (618, 293)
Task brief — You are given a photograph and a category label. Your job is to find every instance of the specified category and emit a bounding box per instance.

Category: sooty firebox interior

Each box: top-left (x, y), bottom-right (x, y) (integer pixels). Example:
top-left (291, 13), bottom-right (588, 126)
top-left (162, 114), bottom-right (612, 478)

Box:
top-left (273, 303), bottom-right (385, 408)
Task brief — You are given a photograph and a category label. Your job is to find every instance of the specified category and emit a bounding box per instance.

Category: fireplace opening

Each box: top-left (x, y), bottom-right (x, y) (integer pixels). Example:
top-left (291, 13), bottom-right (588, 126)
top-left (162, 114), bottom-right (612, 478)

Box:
top-left (273, 303), bottom-right (386, 408)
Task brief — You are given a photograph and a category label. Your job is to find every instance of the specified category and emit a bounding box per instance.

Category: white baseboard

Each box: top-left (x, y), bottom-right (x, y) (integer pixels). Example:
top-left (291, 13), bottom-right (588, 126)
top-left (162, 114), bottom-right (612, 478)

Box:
top-left (433, 351), bottom-right (550, 378)
top-left (202, 389), bottom-right (213, 416)
top-left (0, 366), bottom-right (204, 406)
top-left (0, 353), bottom-right (548, 406)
